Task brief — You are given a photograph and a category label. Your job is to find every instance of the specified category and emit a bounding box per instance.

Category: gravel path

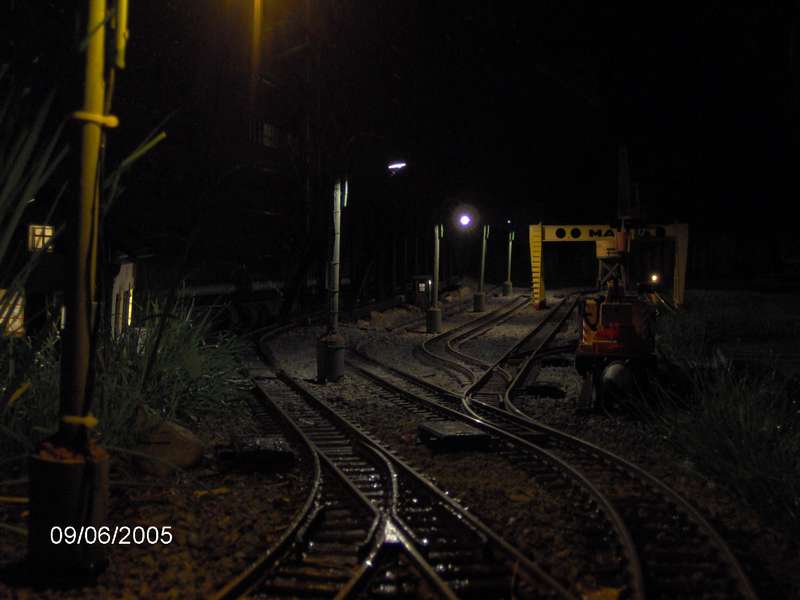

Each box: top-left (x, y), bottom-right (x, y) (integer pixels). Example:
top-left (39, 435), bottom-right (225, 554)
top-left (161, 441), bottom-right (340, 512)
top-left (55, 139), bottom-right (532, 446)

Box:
top-left (0, 392), bottom-right (311, 600)
top-left (269, 287), bottom-right (800, 600)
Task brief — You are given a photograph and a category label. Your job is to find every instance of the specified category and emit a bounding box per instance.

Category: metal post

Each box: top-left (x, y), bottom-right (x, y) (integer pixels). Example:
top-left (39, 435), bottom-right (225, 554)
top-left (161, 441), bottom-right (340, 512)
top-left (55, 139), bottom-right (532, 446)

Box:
top-left (426, 224), bottom-right (443, 333)
top-left (479, 224), bottom-right (489, 293)
top-left (433, 225), bottom-right (442, 307)
top-left (330, 180), bottom-right (341, 333)
top-left (317, 180), bottom-right (345, 382)
top-left (29, 0), bottom-right (115, 574)
top-left (60, 0), bottom-right (108, 448)
top-left (474, 224), bottom-right (489, 311)
top-left (503, 230), bottom-right (514, 296)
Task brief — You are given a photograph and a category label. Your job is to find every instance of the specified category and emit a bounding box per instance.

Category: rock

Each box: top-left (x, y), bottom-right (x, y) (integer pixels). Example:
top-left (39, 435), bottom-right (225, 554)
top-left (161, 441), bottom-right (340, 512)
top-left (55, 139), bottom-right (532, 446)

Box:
top-left (132, 409), bottom-right (204, 477)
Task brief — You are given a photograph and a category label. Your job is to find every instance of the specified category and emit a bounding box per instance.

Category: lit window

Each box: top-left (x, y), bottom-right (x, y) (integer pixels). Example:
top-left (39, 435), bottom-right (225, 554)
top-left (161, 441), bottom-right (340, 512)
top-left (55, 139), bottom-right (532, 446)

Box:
top-left (28, 224), bottom-right (54, 252)
top-left (0, 289), bottom-right (25, 337)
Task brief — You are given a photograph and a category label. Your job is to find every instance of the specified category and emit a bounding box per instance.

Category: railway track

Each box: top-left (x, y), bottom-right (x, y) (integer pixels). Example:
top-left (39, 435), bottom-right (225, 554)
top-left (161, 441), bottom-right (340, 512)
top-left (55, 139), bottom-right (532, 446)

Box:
top-left (345, 292), bottom-right (758, 598)
top-left (216, 349), bottom-right (571, 598)
top-left (496, 301), bottom-right (759, 599)
top-left (356, 288), bottom-right (756, 598)
top-left (417, 295), bottom-right (531, 386)
top-left (345, 350), bottom-right (643, 598)
top-left (463, 295), bottom-right (578, 409)
top-left (234, 290), bottom-right (757, 598)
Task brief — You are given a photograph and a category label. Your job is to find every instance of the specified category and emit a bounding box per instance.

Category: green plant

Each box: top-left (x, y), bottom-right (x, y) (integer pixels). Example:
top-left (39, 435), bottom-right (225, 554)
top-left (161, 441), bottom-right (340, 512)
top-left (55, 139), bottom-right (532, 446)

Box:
top-left (645, 364), bottom-right (800, 535)
top-left (0, 66), bottom-right (68, 334)
top-left (1, 297), bottom-right (246, 458)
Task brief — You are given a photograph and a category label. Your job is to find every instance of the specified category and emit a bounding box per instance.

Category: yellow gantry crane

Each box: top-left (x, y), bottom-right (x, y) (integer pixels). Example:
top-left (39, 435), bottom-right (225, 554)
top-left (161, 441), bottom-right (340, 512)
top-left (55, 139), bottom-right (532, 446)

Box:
top-left (528, 222), bottom-right (689, 307)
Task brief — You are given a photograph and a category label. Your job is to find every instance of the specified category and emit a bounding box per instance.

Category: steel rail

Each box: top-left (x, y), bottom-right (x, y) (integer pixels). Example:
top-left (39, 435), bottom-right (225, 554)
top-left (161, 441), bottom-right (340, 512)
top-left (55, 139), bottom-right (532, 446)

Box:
top-left (210, 383), bottom-right (323, 600)
top-left (461, 290), bottom-right (756, 598)
top-left (650, 290), bottom-right (676, 314)
top-left (248, 376), bottom-right (387, 598)
top-left (417, 295), bottom-right (530, 386)
top-left (334, 447), bottom-right (459, 600)
top-left (344, 352), bottom-right (641, 598)
top-left (462, 295), bottom-right (577, 410)
top-left (271, 367), bottom-right (573, 599)
top-left (499, 325), bottom-right (759, 599)
top-left (350, 290), bottom-right (758, 598)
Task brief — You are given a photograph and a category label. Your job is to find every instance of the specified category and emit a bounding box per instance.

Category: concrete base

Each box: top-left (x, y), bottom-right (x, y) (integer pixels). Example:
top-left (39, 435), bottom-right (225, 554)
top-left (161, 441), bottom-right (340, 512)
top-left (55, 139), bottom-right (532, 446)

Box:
top-left (28, 444), bottom-right (109, 578)
top-left (502, 281), bottom-right (513, 296)
top-left (316, 333), bottom-right (345, 383)
top-left (426, 307), bottom-right (442, 333)
top-left (473, 292), bottom-right (486, 312)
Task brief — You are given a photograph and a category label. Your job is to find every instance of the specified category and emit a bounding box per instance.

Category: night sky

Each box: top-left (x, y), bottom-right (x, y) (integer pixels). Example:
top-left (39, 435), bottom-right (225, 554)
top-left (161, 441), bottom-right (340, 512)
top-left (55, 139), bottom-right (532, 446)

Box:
top-left (396, 1), bottom-right (799, 228)
top-left (3, 1), bottom-right (798, 266)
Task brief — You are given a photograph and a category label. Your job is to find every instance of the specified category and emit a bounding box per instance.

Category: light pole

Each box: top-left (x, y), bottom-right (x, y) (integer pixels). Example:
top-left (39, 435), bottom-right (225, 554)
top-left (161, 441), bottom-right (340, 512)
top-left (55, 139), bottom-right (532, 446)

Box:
top-left (503, 227), bottom-right (515, 297)
top-left (316, 179), bottom-right (346, 383)
top-left (426, 224), bottom-right (444, 333)
top-left (474, 224), bottom-right (490, 312)
top-left (387, 161), bottom-right (406, 295)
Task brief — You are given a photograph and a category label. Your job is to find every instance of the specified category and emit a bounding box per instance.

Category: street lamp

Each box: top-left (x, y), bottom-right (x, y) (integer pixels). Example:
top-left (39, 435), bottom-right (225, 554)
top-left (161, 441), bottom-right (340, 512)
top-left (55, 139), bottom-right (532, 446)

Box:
top-left (317, 179), bottom-right (346, 383)
top-left (503, 224), bottom-right (515, 297)
top-left (426, 224), bottom-right (444, 333)
top-left (474, 224), bottom-right (490, 311)
top-left (455, 211), bottom-right (488, 312)
top-left (386, 160), bottom-right (407, 293)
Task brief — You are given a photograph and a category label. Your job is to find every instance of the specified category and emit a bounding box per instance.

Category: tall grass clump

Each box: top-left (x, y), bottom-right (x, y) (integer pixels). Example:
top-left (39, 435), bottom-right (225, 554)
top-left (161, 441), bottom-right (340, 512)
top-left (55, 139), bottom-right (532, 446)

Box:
top-left (1, 297), bottom-right (245, 458)
top-left (647, 290), bottom-right (800, 535)
top-left (0, 67), bottom-right (67, 336)
top-left (656, 290), bottom-right (800, 363)
top-left (648, 365), bottom-right (800, 534)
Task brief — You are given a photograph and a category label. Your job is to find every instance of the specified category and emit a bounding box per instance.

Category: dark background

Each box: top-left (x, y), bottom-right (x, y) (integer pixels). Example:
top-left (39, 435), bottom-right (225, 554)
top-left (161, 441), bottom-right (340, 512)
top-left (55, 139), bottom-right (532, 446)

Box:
top-left (3, 1), bottom-right (799, 298)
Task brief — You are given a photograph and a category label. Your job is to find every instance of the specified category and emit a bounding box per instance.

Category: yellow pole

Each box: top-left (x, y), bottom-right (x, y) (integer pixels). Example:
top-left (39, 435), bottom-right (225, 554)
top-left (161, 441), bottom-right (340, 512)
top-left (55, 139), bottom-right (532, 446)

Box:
top-left (249, 0), bottom-right (263, 111)
top-left (28, 0), bottom-right (115, 573)
top-left (60, 0), bottom-right (107, 446)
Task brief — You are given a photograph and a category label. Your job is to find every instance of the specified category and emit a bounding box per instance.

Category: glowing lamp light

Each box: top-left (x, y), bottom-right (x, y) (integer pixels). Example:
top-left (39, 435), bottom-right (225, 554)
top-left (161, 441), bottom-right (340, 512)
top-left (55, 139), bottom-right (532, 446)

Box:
top-left (459, 214), bottom-right (471, 227)
top-left (387, 162), bottom-right (407, 171)
top-left (650, 273), bottom-right (660, 283)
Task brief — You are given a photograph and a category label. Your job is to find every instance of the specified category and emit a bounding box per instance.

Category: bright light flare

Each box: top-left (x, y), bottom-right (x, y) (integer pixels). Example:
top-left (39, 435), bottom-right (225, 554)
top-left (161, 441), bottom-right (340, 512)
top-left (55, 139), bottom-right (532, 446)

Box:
top-left (459, 214), bottom-right (471, 227)
top-left (387, 162), bottom-right (407, 171)
top-left (650, 273), bottom-right (660, 283)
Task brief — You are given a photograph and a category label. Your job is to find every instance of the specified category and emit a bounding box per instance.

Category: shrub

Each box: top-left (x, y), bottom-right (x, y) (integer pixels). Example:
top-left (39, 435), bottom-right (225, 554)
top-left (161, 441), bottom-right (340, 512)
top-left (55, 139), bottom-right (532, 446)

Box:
top-left (647, 365), bottom-right (800, 534)
top-left (1, 297), bottom-right (246, 458)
